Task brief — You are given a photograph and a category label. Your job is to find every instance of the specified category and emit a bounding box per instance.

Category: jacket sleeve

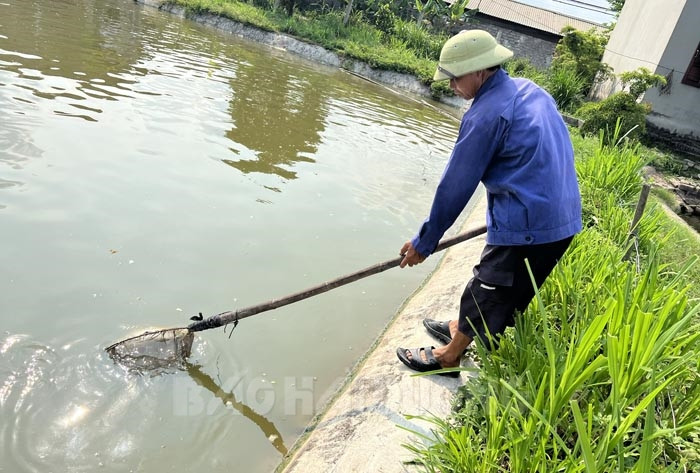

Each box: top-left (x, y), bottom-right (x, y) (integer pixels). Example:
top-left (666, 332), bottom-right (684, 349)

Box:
top-left (412, 115), bottom-right (506, 257)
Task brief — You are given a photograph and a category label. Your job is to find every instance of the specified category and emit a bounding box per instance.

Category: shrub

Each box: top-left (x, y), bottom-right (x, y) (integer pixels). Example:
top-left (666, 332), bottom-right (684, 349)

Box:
top-left (546, 66), bottom-right (585, 112)
top-left (504, 58), bottom-right (583, 112)
top-left (413, 0), bottom-right (449, 26)
top-left (619, 67), bottom-right (667, 100)
top-left (371, 2), bottom-right (396, 34)
top-left (577, 92), bottom-right (651, 144)
top-left (503, 57), bottom-right (546, 86)
top-left (552, 26), bottom-right (611, 95)
top-left (391, 18), bottom-right (444, 59)
top-left (360, 0), bottom-right (414, 21)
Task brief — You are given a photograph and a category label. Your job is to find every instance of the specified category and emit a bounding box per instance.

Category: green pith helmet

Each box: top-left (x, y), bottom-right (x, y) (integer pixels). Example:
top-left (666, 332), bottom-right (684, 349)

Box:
top-left (433, 30), bottom-right (514, 81)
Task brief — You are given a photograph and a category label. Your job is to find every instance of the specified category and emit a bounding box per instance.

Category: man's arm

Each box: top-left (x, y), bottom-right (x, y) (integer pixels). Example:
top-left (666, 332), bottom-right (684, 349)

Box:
top-left (410, 116), bottom-right (505, 259)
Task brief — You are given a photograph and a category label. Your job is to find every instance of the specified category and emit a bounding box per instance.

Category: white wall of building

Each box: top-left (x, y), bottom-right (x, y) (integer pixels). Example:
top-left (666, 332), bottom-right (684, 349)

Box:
top-left (644, 1), bottom-right (700, 136)
top-left (593, 0), bottom-right (700, 137)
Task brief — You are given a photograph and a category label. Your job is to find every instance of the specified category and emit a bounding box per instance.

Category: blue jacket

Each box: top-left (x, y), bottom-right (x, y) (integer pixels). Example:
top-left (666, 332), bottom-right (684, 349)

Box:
top-left (412, 69), bottom-right (582, 257)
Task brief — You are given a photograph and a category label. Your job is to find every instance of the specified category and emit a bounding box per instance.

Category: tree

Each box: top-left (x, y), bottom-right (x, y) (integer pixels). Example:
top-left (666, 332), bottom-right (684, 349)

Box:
top-left (274, 0), bottom-right (295, 16)
top-left (609, 0), bottom-right (625, 12)
top-left (343, 0), bottom-right (354, 26)
top-left (552, 26), bottom-right (611, 95)
top-left (413, 0), bottom-right (446, 25)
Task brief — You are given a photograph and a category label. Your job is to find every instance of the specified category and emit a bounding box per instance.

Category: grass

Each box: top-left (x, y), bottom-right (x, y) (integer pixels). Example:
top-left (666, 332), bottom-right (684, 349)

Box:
top-left (171, 0), bottom-right (279, 30)
top-left (651, 187), bottom-right (678, 210)
top-left (403, 133), bottom-right (700, 472)
top-left (641, 142), bottom-right (700, 178)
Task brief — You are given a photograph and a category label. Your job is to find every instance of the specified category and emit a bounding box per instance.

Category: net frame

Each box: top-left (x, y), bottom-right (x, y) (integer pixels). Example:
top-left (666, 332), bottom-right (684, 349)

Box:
top-left (106, 328), bottom-right (194, 373)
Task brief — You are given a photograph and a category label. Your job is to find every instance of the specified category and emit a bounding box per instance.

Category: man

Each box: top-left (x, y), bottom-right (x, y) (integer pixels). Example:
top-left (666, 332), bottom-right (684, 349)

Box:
top-left (396, 30), bottom-right (582, 378)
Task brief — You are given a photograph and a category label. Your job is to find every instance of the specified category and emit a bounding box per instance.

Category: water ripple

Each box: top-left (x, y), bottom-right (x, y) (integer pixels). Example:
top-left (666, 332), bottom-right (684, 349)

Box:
top-left (0, 333), bottom-right (165, 472)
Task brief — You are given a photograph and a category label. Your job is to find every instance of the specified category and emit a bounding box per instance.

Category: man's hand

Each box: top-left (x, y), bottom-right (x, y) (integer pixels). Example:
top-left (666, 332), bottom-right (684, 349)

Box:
top-left (399, 241), bottom-right (426, 268)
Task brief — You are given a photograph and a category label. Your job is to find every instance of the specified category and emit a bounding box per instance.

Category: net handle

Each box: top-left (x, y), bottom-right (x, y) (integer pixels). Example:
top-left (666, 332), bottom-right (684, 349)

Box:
top-left (188, 225), bottom-right (487, 333)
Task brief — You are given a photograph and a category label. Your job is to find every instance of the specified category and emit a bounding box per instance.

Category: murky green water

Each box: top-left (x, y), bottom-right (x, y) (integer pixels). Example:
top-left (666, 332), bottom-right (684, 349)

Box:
top-left (0, 1), bottom-right (470, 471)
top-left (681, 214), bottom-right (700, 233)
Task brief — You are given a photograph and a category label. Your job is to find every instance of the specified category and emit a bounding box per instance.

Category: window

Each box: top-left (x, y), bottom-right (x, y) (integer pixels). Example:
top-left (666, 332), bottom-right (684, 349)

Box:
top-left (681, 41), bottom-right (700, 87)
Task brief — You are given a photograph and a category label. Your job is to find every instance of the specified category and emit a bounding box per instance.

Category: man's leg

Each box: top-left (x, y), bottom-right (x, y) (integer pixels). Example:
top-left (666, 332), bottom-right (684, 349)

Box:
top-left (428, 237), bottom-right (575, 353)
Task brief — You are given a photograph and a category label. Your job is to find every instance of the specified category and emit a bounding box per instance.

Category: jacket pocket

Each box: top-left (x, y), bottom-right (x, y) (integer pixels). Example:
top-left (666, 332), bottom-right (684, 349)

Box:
top-left (506, 194), bottom-right (529, 230)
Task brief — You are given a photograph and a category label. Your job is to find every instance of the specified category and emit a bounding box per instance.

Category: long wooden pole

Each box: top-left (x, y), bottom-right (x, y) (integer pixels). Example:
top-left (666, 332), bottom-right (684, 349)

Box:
top-left (188, 225), bottom-right (487, 332)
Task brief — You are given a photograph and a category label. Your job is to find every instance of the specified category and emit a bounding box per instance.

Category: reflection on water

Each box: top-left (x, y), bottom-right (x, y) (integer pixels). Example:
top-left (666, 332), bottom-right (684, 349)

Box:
top-left (0, 0), bottom-right (464, 471)
top-left (186, 362), bottom-right (288, 456)
top-left (223, 58), bottom-right (326, 180)
top-left (0, 0), bottom-right (147, 122)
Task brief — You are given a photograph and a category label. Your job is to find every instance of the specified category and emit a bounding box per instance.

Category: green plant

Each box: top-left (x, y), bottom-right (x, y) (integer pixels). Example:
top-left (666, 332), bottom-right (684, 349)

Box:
top-left (503, 57), bottom-right (547, 86)
top-left (609, 0), bottom-right (625, 12)
top-left (429, 77), bottom-right (451, 98)
top-left (172, 0), bottom-right (279, 30)
top-left (391, 18), bottom-right (444, 59)
top-left (372, 2), bottom-right (395, 34)
top-left (576, 128), bottom-right (648, 233)
top-left (619, 67), bottom-right (667, 100)
top-left (448, 0), bottom-right (471, 23)
top-left (552, 26), bottom-right (611, 95)
top-left (651, 187), bottom-right (678, 211)
top-left (546, 66), bottom-right (586, 112)
top-left (641, 146), bottom-right (686, 176)
top-left (577, 92), bottom-right (651, 144)
top-left (403, 136), bottom-right (700, 472)
top-left (248, 0), bottom-right (273, 9)
top-left (413, 0), bottom-right (447, 25)
top-left (504, 58), bottom-right (584, 111)
top-left (360, 0), bottom-right (413, 21)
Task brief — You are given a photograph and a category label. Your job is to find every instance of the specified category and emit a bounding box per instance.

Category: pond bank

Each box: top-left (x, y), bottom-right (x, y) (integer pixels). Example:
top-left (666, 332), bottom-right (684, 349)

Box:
top-left (278, 193), bottom-right (487, 472)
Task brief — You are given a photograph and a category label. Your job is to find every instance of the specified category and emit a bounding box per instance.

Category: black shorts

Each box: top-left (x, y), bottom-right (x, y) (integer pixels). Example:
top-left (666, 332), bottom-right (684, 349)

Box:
top-left (458, 236), bottom-right (573, 348)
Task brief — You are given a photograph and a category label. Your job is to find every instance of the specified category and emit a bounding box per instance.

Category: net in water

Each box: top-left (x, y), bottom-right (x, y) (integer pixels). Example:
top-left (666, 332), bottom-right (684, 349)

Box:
top-left (106, 328), bottom-right (194, 373)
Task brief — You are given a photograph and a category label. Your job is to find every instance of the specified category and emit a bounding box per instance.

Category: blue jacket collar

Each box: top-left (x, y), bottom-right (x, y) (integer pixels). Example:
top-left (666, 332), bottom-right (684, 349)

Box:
top-left (473, 68), bottom-right (508, 104)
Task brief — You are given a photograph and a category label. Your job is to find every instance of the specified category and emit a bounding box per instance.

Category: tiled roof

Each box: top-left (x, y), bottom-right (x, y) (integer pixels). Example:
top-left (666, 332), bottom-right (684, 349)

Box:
top-left (462, 0), bottom-right (603, 35)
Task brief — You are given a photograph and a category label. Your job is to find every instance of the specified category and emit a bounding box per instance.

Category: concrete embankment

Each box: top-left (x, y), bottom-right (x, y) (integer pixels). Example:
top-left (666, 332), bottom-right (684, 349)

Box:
top-left (278, 195), bottom-right (487, 472)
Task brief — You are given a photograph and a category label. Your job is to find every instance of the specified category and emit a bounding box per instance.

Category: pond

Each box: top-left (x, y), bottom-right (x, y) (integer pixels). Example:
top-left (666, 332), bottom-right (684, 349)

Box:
top-left (0, 1), bottom-right (471, 471)
top-left (681, 214), bottom-right (700, 233)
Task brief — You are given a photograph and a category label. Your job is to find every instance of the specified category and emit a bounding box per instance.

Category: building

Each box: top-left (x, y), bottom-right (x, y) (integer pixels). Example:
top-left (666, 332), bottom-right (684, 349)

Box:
top-left (591, 0), bottom-right (700, 154)
top-left (449, 0), bottom-right (605, 69)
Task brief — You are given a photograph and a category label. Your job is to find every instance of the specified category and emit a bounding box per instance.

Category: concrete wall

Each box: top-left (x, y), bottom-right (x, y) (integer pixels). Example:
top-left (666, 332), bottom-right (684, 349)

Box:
top-left (644, 0), bottom-right (700, 137)
top-left (593, 0), bottom-right (700, 141)
top-left (601, 0), bottom-right (681, 81)
top-left (453, 15), bottom-right (559, 70)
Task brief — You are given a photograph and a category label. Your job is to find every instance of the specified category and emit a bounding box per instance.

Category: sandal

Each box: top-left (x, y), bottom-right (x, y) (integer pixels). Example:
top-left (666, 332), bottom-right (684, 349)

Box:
top-left (423, 318), bottom-right (452, 344)
top-left (395, 346), bottom-right (460, 378)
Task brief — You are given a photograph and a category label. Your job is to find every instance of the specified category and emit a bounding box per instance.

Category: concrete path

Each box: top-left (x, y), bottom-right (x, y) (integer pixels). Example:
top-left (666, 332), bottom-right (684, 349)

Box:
top-left (279, 195), bottom-right (487, 472)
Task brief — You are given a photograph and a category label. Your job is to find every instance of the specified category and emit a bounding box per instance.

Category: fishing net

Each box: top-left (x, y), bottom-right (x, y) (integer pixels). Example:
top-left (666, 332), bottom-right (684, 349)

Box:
top-left (106, 328), bottom-right (194, 373)
top-left (104, 225), bottom-right (489, 374)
